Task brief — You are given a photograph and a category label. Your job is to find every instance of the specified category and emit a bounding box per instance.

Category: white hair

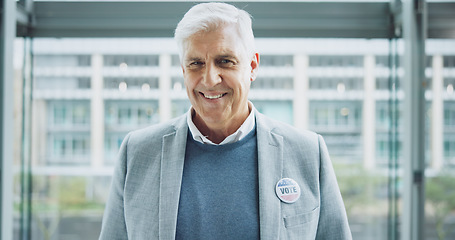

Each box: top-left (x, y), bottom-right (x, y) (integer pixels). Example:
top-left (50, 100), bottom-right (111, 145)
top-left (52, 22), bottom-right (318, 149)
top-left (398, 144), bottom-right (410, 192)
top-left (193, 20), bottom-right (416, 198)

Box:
top-left (174, 2), bottom-right (256, 62)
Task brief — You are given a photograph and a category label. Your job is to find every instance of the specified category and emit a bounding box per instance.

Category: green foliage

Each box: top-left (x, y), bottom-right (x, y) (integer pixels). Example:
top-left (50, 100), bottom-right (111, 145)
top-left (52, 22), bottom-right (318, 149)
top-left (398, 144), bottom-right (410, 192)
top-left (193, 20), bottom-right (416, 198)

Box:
top-left (426, 173), bottom-right (455, 240)
top-left (333, 163), bottom-right (388, 216)
top-left (31, 175), bottom-right (105, 214)
top-left (30, 176), bottom-right (105, 239)
top-left (426, 174), bottom-right (455, 207)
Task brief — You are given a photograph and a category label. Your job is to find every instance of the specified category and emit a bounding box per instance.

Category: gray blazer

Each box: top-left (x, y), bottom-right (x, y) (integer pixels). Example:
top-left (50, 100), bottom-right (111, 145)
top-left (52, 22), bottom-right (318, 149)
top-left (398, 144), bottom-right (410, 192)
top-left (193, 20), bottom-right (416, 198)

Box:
top-left (99, 110), bottom-right (352, 239)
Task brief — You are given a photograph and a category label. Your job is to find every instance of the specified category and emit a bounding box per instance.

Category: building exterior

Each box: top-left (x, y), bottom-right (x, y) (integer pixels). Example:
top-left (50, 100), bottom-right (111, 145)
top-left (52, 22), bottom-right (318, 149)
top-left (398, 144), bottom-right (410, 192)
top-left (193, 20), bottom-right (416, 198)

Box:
top-left (21, 38), bottom-right (455, 239)
top-left (30, 38), bottom-right (455, 171)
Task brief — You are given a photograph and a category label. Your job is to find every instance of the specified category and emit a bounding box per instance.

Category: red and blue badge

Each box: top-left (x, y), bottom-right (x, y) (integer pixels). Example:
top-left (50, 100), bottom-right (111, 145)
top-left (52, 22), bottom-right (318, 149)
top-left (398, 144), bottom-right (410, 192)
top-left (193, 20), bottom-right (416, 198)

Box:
top-left (275, 178), bottom-right (301, 203)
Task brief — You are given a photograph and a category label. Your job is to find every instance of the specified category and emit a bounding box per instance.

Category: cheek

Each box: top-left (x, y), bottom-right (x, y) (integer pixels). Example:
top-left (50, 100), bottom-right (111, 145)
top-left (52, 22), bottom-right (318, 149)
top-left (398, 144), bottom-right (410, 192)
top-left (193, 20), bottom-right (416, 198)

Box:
top-left (183, 73), bottom-right (197, 89)
top-left (239, 73), bottom-right (252, 90)
top-left (229, 70), bottom-right (249, 85)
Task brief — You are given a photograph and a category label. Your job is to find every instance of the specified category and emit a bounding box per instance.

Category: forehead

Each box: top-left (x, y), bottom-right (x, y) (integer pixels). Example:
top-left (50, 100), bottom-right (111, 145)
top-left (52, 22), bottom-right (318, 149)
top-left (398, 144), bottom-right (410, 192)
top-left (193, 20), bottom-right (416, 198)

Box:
top-left (183, 25), bottom-right (246, 60)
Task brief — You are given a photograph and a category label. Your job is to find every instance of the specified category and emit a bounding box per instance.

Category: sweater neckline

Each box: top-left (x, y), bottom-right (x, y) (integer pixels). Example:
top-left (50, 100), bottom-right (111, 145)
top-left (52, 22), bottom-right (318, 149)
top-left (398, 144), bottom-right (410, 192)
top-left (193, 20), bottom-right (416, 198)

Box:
top-left (187, 125), bottom-right (257, 151)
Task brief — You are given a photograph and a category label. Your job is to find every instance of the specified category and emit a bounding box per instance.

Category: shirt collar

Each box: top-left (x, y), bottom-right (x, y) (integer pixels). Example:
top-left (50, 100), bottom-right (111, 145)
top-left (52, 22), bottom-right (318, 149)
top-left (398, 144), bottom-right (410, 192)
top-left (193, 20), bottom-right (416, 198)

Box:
top-left (186, 102), bottom-right (256, 145)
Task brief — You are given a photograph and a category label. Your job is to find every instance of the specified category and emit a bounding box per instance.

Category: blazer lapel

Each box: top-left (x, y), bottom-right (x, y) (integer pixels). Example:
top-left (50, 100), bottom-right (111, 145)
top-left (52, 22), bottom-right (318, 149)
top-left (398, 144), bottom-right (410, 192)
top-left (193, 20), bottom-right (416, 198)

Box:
top-left (159, 117), bottom-right (188, 239)
top-left (256, 111), bottom-right (284, 240)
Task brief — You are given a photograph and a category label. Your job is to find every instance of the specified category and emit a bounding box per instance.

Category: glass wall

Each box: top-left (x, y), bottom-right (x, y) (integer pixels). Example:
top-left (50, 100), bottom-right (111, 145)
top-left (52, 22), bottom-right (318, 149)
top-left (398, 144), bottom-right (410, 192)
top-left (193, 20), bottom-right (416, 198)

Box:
top-left (12, 37), bottom-right (455, 239)
top-left (424, 40), bottom-right (455, 240)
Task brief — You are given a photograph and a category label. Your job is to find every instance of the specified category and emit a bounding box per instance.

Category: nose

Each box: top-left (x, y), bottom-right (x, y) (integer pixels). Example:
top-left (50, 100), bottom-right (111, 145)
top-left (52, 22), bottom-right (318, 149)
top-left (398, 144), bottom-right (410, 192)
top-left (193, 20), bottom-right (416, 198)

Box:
top-left (202, 63), bottom-right (222, 88)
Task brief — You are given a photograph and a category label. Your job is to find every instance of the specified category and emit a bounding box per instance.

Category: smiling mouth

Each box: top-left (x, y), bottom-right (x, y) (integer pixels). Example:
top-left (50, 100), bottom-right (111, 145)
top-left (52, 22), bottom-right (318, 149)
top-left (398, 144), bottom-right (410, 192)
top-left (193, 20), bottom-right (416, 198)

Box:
top-left (200, 92), bottom-right (227, 99)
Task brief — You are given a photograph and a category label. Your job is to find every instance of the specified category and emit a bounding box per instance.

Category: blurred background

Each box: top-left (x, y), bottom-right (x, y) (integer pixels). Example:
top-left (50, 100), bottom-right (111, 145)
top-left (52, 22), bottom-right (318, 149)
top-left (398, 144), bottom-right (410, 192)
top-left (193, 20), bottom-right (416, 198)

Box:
top-left (2, 1), bottom-right (455, 240)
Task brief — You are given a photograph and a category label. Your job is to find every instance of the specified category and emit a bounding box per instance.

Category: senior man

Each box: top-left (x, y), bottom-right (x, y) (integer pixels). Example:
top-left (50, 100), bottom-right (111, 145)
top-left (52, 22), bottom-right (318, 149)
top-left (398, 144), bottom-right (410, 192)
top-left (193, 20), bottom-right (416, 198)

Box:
top-left (99, 2), bottom-right (351, 239)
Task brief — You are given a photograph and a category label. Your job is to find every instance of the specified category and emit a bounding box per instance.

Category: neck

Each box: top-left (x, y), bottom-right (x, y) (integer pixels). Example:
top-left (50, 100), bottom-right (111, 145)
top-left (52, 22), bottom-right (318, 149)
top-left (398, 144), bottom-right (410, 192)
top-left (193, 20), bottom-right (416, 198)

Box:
top-left (192, 103), bottom-right (251, 144)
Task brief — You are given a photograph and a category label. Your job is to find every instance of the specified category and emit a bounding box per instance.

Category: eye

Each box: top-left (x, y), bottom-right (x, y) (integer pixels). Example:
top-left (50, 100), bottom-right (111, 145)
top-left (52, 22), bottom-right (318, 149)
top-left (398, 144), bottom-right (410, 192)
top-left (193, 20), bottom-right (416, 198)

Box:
top-left (187, 61), bottom-right (204, 68)
top-left (218, 59), bottom-right (235, 67)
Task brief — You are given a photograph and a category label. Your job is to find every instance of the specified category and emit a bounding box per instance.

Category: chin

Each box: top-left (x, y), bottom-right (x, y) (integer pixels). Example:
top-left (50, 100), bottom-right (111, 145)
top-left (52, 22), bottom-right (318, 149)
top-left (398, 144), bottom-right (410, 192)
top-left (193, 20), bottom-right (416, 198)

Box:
top-left (201, 112), bottom-right (227, 123)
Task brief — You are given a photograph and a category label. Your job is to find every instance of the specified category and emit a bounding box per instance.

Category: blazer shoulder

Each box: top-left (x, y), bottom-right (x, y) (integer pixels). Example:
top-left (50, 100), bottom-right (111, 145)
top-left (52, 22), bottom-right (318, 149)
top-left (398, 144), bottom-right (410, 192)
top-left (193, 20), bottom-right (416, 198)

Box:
top-left (126, 114), bottom-right (187, 147)
top-left (256, 111), bottom-right (319, 144)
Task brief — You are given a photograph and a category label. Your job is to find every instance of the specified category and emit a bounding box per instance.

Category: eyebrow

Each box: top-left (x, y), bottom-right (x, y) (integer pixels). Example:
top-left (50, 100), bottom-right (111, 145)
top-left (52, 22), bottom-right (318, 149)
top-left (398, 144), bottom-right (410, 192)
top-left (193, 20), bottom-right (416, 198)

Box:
top-left (217, 54), bottom-right (238, 60)
top-left (184, 57), bottom-right (203, 63)
top-left (184, 53), bottom-right (239, 63)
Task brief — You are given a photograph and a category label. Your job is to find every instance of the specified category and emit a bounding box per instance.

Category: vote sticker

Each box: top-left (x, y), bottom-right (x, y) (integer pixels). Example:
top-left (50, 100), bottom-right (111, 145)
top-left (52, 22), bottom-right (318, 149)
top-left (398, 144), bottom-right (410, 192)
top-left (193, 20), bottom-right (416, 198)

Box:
top-left (275, 178), bottom-right (301, 203)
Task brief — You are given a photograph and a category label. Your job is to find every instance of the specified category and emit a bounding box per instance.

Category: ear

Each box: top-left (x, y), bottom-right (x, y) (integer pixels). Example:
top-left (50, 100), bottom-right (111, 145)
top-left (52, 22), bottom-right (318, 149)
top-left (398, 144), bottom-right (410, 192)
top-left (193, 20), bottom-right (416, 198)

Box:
top-left (250, 53), bottom-right (259, 82)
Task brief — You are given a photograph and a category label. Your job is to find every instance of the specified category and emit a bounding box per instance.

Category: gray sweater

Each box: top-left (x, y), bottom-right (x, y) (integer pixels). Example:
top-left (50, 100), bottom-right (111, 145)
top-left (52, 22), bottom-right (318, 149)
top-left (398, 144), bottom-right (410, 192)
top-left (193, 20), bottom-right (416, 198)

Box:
top-left (176, 127), bottom-right (259, 240)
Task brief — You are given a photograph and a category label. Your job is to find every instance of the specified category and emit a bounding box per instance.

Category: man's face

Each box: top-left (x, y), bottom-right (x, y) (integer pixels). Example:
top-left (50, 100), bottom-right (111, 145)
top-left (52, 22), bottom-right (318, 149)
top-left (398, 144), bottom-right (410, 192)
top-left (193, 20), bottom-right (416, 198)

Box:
top-left (182, 24), bottom-right (259, 130)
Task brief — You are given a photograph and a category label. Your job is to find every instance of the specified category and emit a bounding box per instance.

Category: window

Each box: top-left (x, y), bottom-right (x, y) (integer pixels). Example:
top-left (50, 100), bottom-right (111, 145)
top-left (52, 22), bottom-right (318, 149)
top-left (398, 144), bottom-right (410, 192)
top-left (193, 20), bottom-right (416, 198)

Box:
top-left (8, 5), bottom-right (455, 239)
top-left (103, 55), bottom-right (159, 67)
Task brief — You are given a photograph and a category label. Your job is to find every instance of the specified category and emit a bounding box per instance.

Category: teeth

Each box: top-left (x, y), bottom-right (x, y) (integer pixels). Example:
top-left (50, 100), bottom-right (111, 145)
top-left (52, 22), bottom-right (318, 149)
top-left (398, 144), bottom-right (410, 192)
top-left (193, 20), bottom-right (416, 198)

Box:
top-left (203, 93), bottom-right (224, 99)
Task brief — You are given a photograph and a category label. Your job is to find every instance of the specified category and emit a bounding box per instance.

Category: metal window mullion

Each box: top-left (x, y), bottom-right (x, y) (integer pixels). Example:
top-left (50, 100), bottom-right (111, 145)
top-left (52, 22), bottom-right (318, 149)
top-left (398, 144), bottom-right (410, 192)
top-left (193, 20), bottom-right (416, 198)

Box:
top-left (1, 1), bottom-right (16, 240)
top-left (402, 0), bottom-right (427, 240)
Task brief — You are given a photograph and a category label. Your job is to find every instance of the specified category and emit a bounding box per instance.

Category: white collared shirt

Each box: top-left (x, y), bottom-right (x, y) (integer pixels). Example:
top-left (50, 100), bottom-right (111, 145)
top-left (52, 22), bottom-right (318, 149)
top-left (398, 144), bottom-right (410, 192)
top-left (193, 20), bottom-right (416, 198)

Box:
top-left (187, 102), bottom-right (256, 145)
